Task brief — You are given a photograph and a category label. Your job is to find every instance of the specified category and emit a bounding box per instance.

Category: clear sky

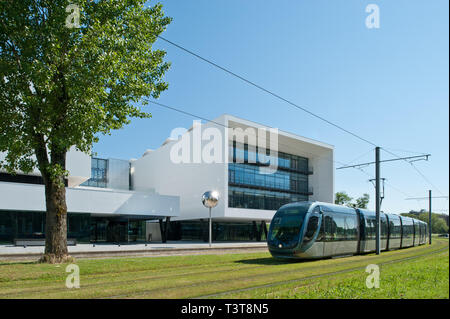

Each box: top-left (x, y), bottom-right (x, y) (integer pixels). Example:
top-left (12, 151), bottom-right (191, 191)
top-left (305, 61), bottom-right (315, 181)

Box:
top-left (93, 0), bottom-right (449, 215)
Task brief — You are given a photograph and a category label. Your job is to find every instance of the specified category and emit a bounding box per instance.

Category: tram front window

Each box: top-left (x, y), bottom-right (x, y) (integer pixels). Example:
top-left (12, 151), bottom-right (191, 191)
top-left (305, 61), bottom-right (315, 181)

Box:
top-left (269, 204), bottom-right (309, 248)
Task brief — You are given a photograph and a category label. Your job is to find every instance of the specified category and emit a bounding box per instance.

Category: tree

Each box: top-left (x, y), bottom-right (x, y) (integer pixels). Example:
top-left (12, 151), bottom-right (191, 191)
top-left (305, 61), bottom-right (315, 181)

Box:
top-left (335, 191), bottom-right (370, 209)
top-left (0, 1), bottom-right (171, 263)
top-left (335, 192), bottom-right (352, 206)
top-left (355, 193), bottom-right (370, 209)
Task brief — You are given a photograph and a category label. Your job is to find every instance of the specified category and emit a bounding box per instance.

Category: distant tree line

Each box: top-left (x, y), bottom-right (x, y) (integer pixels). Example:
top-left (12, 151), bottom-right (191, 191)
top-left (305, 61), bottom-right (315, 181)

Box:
top-left (401, 211), bottom-right (449, 234)
top-left (335, 192), bottom-right (448, 234)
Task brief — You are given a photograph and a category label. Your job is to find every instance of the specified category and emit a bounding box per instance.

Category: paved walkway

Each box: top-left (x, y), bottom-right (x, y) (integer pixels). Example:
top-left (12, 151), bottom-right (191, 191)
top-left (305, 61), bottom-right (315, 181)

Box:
top-left (0, 241), bottom-right (268, 260)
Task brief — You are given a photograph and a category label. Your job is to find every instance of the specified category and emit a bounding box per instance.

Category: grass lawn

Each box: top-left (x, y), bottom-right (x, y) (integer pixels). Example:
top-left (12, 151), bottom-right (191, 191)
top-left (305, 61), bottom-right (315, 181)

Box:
top-left (0, 239), bottom-right (448, 299)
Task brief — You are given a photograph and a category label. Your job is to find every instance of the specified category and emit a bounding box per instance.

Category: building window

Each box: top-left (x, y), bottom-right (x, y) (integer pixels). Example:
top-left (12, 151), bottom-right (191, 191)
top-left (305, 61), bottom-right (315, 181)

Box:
top-left (81, 158), bottom-right (108, 188)
top-left (228, 143), bottom-right (311, 210)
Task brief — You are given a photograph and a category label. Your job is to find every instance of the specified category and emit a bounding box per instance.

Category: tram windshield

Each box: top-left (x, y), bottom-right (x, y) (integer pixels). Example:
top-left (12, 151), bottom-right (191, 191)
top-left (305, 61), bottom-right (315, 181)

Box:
top-left (268, 203), bottom-right (310, 247)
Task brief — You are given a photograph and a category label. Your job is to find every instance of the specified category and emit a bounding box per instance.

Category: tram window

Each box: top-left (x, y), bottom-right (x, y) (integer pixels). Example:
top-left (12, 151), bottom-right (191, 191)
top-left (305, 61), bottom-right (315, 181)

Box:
top-left (324, 215), bottom-right (336, 241)
top-left (403, 222), bottom-right (413, 238)
top-left (316, 216), bottom-right (324, 242)
top-left (335, 215), bottom-right (346, 241)
top-left (303, 215), bottom-right (319, 244)
top-left (345, 217), bottom-right (357, 240)
top-left (388, 221), bottom-right (394, 238)
top-left (381, 218), bottom-right (388, 240)
top-left (392, 219), bottom-right (400, 239)
top-left (366, 218), bottom-right (376, 240)
top-left (364, 219), bottom-right (371, 240)
top-left (391, 223), bottom-right (397, 238)
top-left (394, 219), bottom-right (402, 239)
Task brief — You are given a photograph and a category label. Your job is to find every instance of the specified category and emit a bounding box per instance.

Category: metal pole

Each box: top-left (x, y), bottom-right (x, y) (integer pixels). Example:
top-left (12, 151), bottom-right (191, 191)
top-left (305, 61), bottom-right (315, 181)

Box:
top-left (429, 190), bottom-right (432, 245)
top-left (209, 207), bottom-right (212, 248)
top-left (375, 147), bottom-right (381, 255)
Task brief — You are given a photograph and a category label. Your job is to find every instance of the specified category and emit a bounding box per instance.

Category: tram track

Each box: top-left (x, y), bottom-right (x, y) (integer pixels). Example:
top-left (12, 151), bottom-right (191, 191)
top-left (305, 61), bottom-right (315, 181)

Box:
top-left (2, 241), bottom-right (447, 298)
top-left (99, 243), bottom-right (448, 299)
top-left (194, 245), bottom-right (449, 299)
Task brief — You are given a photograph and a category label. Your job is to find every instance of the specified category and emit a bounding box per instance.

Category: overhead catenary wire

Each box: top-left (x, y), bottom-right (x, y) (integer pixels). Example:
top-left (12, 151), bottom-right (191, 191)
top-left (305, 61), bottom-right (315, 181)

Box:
top-left (381, 147), bottom-right (429, 156)
top-left (405, 196), bottom-right (449, 200)
top-left (150, 35), bottom-right (448, 206)
top-left (155, 35), bottom-right (442, 196)
top-left (381, 148), bottom-right (445, 196)
top-left (409, 163), bottom-right (445, 196)
top-left (146, 99), bottom-right (340, 164)
top-left (341, 148), bottom-right (375, 167)
top-left (148, 99), bottom-right (358, 168)
top-left (146, 99), bottom-right (416, 201)
top-left (150, 99), bottom-right (445, 214)
top-left (156, 35), bottom-right (377, 147)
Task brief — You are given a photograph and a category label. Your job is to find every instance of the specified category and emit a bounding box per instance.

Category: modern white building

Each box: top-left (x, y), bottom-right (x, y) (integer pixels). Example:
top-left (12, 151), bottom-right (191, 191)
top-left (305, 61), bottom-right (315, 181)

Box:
top-left (0, 114), bottom-right (333, 244)
top-left (131, 114), bottom-right (334, 241)
top-left (0, 149), bottom-right (179, 244)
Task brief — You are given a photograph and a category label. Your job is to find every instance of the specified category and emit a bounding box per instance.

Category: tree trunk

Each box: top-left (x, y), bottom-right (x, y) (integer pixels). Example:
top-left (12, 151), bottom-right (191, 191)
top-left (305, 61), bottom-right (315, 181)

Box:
top-left (34, 141), bottom-right (72, 263)
top-left (42, 176), bottom-right (70, 263)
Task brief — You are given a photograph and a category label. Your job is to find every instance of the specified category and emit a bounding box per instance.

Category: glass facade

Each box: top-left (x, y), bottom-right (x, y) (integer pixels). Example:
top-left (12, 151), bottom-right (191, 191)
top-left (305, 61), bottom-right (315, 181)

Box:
top-left (68, 213), bottom-right (91, 243)
top-left (228, 142), bottom-right (311, 210)
top-left (228, 186), bottom-right (308, 211)
top-left (167, 220), bottom-right (268, 242)
top-left (0, 211), bottom-right (147, 244)
top-left (81, 157), bottom-right (108, 188)
top-left (0, 211), bottom-right (46, 244)
top-left (229, 164), bottom-right (309, 193)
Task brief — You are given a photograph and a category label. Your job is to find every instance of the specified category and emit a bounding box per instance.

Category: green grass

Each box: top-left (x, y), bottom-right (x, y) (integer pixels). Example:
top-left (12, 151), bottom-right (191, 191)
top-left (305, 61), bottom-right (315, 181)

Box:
top-left (222, 250), bottom-right (449, 299)
top-left (0, 239), bottom-right (448, 299)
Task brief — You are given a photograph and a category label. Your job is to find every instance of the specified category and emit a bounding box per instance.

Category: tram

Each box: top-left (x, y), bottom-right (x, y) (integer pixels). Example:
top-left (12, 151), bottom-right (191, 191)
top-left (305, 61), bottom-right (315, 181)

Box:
top-left (268, 201), bottom-right (427, 259)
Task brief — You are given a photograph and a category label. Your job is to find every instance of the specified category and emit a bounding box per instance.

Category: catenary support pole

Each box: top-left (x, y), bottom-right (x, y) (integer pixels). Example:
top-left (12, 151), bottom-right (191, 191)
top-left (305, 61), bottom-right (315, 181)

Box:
top-left (209, 207), bottom-right (212, 248)
top-left (429, 190), bottom-right (432, 244)
top-left (375, 147), bottom-right (381, 255)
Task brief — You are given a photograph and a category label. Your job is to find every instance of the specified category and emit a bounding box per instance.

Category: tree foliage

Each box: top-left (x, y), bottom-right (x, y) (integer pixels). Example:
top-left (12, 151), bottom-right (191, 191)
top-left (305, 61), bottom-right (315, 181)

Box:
top-left (335, 191), bottom-right (370, 209)
top-left (335, 191), bottom-right (353, 206)
top-left (0, 0), bottom-right (171, 262)
top-left (355, 193), bottom-right (370, 209)
top-left (0, 0), bottom-right (171, 174)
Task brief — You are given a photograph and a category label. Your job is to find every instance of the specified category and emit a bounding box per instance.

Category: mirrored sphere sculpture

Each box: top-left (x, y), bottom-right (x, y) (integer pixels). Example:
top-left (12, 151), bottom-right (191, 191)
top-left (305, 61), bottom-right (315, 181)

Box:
top-left (202, 191), bottom-right (219, 208)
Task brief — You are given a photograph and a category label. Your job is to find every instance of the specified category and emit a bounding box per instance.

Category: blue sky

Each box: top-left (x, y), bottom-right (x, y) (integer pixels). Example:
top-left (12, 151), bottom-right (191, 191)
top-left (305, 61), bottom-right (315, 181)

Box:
top-left (93, 0), bottom-right (449, 214)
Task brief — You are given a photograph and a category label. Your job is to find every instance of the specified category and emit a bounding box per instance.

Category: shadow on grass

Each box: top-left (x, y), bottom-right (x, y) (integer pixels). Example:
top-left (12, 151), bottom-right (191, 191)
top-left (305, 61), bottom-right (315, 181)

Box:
top-left (0, 260), bottom-right (39, 267)
top-left (235, 257), bottom-right (310, 265)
